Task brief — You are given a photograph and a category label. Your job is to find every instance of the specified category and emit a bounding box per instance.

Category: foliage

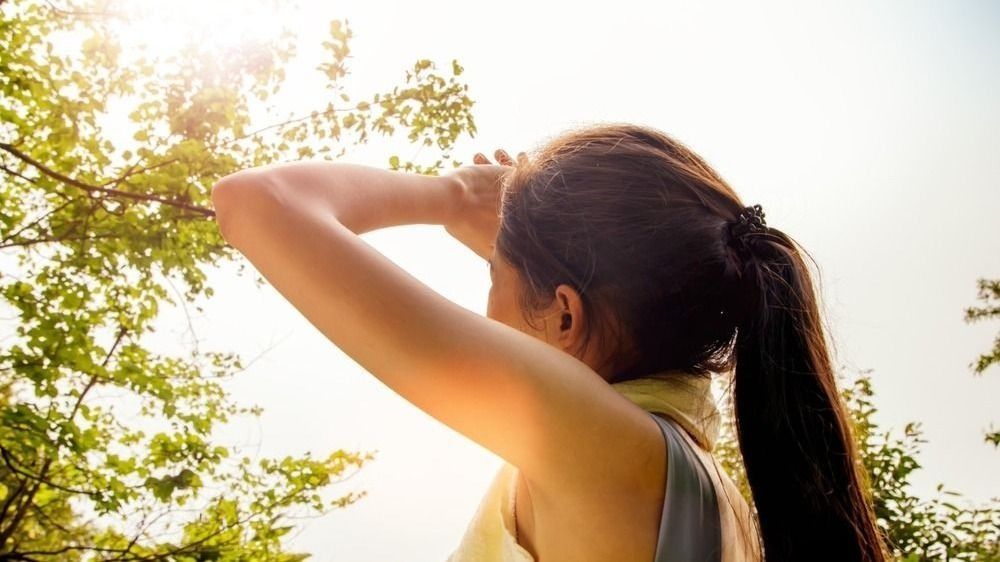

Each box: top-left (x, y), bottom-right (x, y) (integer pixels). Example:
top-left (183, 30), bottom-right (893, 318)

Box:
top-left (0, 0), bottom-right (476, 559)
top-left (715, 371), bottom-right (1000, 561)
top-left (848, 373), bottom-right (1000, 561)
top-left (964, 277), bottom-right (1000, 446)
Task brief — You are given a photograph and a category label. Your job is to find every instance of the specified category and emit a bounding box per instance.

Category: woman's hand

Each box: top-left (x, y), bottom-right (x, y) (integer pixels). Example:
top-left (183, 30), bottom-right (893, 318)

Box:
top-left (444, 149), bottom-right (527, 260)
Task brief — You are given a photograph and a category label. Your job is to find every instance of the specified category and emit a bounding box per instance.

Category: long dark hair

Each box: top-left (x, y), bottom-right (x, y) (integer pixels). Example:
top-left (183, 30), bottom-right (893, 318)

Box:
top-left (495, 123), bottom-right (887, 561)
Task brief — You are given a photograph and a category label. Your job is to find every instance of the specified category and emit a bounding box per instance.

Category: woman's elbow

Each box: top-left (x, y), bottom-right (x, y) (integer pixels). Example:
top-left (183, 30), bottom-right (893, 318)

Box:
top-left (211, 169), bottom-right (279, 245)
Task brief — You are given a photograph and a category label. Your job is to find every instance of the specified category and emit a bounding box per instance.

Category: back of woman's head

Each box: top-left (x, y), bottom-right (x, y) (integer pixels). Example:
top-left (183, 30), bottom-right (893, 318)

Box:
top-left (496, 122), bottom-right (888, 562)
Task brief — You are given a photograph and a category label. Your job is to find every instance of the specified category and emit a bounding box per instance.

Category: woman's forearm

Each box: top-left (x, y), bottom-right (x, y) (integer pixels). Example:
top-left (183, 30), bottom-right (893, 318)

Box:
top-left (211, 161), bottom-right (462, 239)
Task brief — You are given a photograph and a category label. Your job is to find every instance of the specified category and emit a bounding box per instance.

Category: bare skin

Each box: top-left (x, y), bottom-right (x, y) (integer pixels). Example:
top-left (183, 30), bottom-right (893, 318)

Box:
top-left (211, 150), bottom-right (671, 561)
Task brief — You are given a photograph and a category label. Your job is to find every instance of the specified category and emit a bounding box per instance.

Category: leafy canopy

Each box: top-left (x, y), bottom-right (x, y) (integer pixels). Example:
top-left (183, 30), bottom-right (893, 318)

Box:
top-left (0, 0), bottom-right (476, 559)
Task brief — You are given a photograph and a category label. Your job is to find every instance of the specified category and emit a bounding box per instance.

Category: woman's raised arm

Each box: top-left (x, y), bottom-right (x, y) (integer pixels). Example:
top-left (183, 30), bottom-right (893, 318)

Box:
top-left (212, 161), bottom-right (464, 237)
top-left (209, 161), bottom-right (661, 489)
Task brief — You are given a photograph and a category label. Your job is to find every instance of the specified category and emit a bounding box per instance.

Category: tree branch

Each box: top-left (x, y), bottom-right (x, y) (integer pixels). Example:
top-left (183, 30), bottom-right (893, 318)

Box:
top-left (0, 198), bottom-right (78, 246)
top-left (0, 328), bottom-right (128, 549)
top-left (100, 158), bottom-right (179, 189)
top-left (0, 447), bottom-right (96, 497)
top-left (213, 104), bottom-right (354, 149)
top-left (42, 0), bottom-right (127, 20)
top-left (0, 475), bottom-right (46, 551)
top-left (0, 165), bottom-right (38, 186)
top-left (0, 143), bottom-right (215, 218)
top-left (0, 478), bottom-right (29, 530)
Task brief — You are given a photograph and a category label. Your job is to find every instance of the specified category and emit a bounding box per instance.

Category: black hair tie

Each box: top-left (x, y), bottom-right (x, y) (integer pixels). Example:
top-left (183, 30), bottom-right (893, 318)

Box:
top-left (728, 203), bottom-right (768, 239)
top-left (725, 204), bottom-right (768, 265)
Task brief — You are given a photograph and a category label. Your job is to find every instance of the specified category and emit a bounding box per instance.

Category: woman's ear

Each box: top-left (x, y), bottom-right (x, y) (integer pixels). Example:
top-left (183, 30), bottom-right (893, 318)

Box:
top-left (552, 283), bottom-right (587, 356)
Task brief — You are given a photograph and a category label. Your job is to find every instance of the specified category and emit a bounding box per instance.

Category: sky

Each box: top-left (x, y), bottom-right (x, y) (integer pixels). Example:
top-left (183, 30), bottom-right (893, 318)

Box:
top-left (133, 0), bottom-right (1000, 559)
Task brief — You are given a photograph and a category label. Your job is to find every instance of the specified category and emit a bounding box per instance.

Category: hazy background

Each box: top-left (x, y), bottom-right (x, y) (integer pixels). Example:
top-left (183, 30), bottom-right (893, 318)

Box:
top-left (147, 1), bottom-right (1000, 560)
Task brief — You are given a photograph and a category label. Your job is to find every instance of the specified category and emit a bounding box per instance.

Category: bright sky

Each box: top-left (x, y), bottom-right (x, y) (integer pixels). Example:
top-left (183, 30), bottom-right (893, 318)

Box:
top-left (141, 1), bottom-right (1000, 559)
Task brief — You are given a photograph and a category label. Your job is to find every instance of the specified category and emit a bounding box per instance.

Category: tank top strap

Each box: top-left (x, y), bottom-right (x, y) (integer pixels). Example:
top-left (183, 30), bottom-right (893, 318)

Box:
top-left (649, 411), bottom-right (723, 562)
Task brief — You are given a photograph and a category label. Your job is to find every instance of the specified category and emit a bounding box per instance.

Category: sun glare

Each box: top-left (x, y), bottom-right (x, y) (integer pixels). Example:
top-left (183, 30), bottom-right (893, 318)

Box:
top-left (109, 0), bottom-right (292, 61)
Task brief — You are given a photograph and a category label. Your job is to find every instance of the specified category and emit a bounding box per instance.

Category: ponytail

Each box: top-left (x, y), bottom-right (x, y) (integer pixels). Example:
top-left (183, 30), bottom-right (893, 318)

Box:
top-left (491, 122), bottom-right (889, 560)
top-left (729, 226), bottom-right (888, 561)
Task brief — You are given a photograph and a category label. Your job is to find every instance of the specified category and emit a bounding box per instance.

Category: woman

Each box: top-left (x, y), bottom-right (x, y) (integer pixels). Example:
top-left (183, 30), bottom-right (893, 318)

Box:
top-left (211, 123), bottom-right (888, 561)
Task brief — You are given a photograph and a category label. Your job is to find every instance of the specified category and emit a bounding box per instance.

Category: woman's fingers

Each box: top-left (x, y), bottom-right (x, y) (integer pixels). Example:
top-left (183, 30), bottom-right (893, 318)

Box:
top-left (475, 149), bottom-right (526, 167)
top-left (495, 149), bottom-right (514, 166)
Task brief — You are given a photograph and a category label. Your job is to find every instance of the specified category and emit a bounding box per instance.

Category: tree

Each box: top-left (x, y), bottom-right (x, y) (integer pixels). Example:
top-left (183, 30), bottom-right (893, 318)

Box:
top-left (847, 373), bottom-right (1000, 561)
top-left (0, 0), bottom-right (476, 559)
top-left (964, 278), bottom-right (1000, 446)
top-left (715, 370), bottom-right (1000, 561)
